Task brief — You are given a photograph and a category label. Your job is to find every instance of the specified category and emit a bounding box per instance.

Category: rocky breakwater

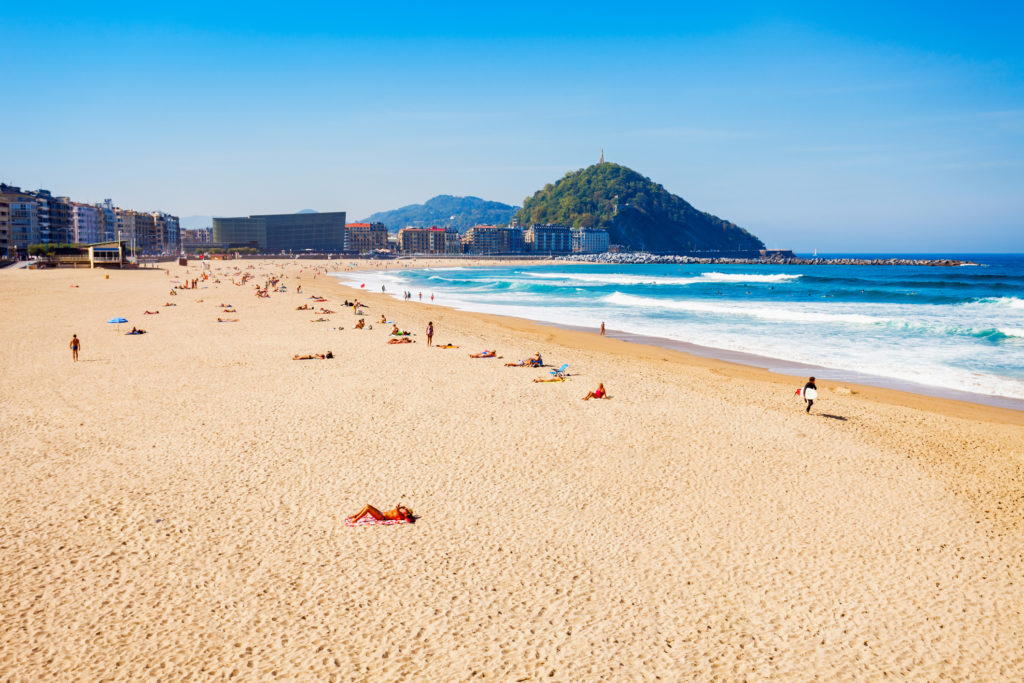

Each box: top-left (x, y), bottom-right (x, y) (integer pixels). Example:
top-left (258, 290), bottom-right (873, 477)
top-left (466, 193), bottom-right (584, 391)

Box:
top-left (566, 253), bottom-right (976, 267)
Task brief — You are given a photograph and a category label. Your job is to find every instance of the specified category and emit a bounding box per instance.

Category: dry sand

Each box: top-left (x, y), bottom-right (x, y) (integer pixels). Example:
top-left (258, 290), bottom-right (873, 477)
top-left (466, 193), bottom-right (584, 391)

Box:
top-left (1, 259), bottom-right (1022, 681)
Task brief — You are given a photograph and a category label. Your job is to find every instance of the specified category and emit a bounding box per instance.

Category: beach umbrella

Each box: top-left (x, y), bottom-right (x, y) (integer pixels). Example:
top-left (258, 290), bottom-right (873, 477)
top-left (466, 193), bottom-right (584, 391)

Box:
top-left (107, 316), bottom-right (127, 333)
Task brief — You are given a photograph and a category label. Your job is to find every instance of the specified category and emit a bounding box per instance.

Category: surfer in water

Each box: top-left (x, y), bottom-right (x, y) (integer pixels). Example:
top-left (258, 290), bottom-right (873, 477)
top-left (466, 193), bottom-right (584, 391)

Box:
top-left (802, 376), bottom-right (818, 413)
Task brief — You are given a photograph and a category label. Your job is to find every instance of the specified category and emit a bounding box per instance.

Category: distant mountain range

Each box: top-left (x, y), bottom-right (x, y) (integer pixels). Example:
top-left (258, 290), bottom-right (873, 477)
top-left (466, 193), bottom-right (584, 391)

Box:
top-left (516, 163), bottom-right (763, 252)
top-left (362, 195), bottom-right (518, 232)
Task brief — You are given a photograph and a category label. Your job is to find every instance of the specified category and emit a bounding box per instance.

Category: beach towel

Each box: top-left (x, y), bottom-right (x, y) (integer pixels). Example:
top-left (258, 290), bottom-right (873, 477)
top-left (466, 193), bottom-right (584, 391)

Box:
top-left (345, 517), bottom-right (411, 527)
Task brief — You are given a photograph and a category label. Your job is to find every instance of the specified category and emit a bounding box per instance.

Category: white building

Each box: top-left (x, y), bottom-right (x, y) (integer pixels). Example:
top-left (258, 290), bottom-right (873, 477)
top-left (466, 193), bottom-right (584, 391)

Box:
top-left (572, 227), bottom-right (610, 254)
top-left (73, 203), bottom-right (103, 244)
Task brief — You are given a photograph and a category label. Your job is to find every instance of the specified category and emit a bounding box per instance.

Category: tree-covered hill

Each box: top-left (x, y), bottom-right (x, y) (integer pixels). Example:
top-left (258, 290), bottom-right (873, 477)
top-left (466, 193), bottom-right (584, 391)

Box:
top-left (515, 163), bottom-right (763, 252)
top-left (362, 195), bottom-right (517, 232)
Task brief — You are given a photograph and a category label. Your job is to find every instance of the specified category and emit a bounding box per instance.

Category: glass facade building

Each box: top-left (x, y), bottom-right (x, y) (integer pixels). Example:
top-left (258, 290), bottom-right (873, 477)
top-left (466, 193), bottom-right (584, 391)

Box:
top-left (212, 212), bottom-right (347, 252)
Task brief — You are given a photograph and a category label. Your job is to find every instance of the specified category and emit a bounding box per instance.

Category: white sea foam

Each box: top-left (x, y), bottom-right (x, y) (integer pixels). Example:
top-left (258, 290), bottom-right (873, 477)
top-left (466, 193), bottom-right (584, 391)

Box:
top-left (977, 296), bottom-right (1024, 309)
top-left (602, 292), bottom-right (886, 324)
top-left (525, 271), bottom-right (801, 286)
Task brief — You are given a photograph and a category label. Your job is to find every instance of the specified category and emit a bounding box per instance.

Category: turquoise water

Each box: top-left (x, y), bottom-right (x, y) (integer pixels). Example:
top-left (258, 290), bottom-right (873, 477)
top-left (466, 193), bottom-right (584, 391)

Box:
top-left (336, 255), bottom-right (1024, 403)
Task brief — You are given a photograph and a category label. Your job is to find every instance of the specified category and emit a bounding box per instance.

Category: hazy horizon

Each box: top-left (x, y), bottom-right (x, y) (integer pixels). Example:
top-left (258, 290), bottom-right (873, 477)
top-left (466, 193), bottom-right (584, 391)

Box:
top-left (3, 2), bottom-right (1022, 252)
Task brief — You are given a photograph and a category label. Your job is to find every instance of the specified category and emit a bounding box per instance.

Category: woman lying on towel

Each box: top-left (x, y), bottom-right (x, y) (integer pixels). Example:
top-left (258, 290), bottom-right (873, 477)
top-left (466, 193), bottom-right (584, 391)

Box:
top-left (469, 350), bottom-right (497, 358)
top-left (505, 352), bottom-right (542, 367)
top-left (387, 337), bottom-right (414, 344)
top-left (347, 503), bottom-right (414, 524)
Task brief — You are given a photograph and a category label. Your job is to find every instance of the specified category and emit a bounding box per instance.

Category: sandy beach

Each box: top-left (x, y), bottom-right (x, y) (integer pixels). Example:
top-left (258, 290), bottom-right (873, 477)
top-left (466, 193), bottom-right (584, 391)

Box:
top-left (1, 259), bottom-right (1022, 680)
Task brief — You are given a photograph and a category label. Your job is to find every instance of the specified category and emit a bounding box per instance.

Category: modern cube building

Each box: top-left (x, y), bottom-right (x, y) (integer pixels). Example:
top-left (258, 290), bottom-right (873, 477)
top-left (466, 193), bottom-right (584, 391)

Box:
top-left (212, 211), bottom-right (346, 252)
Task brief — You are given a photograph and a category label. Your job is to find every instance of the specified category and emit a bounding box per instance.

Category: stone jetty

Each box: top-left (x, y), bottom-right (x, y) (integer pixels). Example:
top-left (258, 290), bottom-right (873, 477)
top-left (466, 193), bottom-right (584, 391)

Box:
top-left (566, 252), bottom-right (975, 267)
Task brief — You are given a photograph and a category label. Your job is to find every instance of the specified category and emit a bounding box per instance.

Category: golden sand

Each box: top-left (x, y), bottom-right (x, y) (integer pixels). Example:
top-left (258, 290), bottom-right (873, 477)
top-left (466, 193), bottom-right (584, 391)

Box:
top-left (1, 260), bottom-right (1022, 680)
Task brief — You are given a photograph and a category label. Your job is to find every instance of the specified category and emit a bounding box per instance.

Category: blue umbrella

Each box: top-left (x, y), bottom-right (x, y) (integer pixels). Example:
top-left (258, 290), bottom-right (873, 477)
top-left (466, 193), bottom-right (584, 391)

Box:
top-left (107, 316), bottom-right (127, 333)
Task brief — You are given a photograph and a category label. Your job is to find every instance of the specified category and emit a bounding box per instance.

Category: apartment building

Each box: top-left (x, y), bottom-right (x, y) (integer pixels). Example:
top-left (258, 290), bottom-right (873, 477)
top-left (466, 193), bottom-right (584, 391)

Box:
top-left (72, 203), bottom-right (103, 244)
top-left (525, 224), bottom-right (573, 254)
top-left (344, 222), bottom-right (388, 253)
top-left (398, 226), bottom-right (461, 254)
top-left (571, 227), bottom-right (610, 254)
top-left (462, 225), bottom-right (525, 254)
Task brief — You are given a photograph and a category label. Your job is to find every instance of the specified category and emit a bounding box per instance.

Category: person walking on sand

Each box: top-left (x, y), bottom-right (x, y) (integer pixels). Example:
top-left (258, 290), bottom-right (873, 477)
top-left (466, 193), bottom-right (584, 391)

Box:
top-left (426, 321), bottom-right (434, 347)
top-left (802, 376), bottom-right (818, 413)
top-left (600, 321), bottom-right (605, 336)
top-left (69, 334), bottom-right (80, 362)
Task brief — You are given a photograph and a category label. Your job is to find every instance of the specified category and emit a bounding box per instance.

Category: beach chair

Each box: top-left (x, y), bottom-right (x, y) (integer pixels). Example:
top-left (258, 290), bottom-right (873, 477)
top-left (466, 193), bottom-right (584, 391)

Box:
top-left (549, 363), bottom-right (569, 378)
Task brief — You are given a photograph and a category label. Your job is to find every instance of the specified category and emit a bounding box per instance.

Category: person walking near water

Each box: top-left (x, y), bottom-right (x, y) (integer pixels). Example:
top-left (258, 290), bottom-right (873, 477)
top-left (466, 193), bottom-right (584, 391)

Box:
top-left (802, 376), bottom-right (818, 413)
top-left (426, 321), bottom-right (434, 347)
top-left (69, 334), bottom-right (80, 362)
top-left (600, 321), bottom-right (605, 336)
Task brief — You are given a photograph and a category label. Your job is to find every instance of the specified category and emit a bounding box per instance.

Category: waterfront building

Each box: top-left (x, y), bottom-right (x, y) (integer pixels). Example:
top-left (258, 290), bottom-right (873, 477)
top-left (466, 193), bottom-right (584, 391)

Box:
top-left (97, 199), bottom-right (117, 241)
top-left (525, 224), bottom-right (572, 254)
top-left (398, 226), bottom-right (461, 254)
top-left (116, 209), bottom-right (137, 253)
top-left (571, 227), bottom-right (610, 254)
top-left (153, 212), bottom-right (180, 253)
top-left (0, 196), bottom-right (8, 257)
top-left (72, 203), bottom-right (103, 244)
top-left (0, 184), bottom-right (39, 256)
top-left (463, 225), bottom-right (525, 254)
top-left (182, 228), bottom-right (212, 245)
top-left (212, 211), bottom-right (346, 252)
top-left (344, 222), bottom-right (388, 253)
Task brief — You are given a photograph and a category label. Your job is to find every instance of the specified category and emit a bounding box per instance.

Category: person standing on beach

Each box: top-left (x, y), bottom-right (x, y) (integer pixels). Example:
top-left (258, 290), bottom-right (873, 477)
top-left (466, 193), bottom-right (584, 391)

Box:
top-left (600, 321), bottom-right (605, 336)
top-left (802, 376), bottom-right (818, 413)
top-left (426, 321), bottom-right (434, 347)
top-left (70, 334), bottom-right (80, 362)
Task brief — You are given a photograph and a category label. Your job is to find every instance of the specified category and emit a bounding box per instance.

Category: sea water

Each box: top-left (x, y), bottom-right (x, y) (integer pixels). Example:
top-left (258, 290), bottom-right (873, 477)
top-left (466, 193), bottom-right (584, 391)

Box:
top-left (336, 254), bottom-right (1024, 406)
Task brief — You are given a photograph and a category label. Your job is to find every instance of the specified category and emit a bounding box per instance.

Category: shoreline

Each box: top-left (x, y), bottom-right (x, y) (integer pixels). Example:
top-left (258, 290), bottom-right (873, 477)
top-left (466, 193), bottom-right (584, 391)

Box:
top-left (331, 263), bottom-right (1024, 416)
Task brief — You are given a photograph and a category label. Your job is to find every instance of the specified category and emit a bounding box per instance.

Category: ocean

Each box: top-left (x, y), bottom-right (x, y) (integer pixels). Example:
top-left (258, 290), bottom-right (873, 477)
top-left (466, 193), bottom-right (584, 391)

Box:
top-left (335, 254), bottom-right (1024, 408)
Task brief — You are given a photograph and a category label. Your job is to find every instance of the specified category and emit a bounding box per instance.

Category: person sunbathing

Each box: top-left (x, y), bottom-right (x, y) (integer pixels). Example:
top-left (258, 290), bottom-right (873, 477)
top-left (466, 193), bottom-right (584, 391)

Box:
top-left (469, 350), bottom-right (497, 358)
top-left (163, 302), bottom-right (176, 307)
top-left (436, 343), bottom-right (458, 349)
top-left (217, 318), bottom-right (239, 322)
top-left (506, 352), bottom-right (542, 367)
top-left (380, 315), bottom-right (388, 323)
top-left (296, 304), bottom-right (310, 310)
top-left (387, 337), bottom-right (413, 344)
top-left (583, 383), bottom-right (609, 400)
top-left (354, 318), bottom-right (366, 330)
top-left (293, 352), bottom-right (332, 360)
top-left (347, 504), bottom-right (414, 524)
top-left (319, 308), bottom-right (336, 314)
top-left (127, 327), bottom-right (147, 335)
top-left (222, 308), bottom-right (237, 312)
top-left (144, 310), bottom-right (159, 315)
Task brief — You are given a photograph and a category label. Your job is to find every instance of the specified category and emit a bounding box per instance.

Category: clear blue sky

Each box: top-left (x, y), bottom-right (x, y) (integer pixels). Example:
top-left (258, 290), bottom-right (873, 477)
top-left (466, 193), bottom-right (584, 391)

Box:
top-left (3, 1), bottom-right (1022, 251)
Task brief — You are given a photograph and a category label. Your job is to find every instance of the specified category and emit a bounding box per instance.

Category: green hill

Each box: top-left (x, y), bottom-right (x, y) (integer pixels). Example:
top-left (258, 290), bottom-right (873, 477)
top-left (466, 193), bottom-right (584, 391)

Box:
top-left (362, 195), bottom-right (517, 232)
top-left (515, 163), bottom-right (763, 252)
